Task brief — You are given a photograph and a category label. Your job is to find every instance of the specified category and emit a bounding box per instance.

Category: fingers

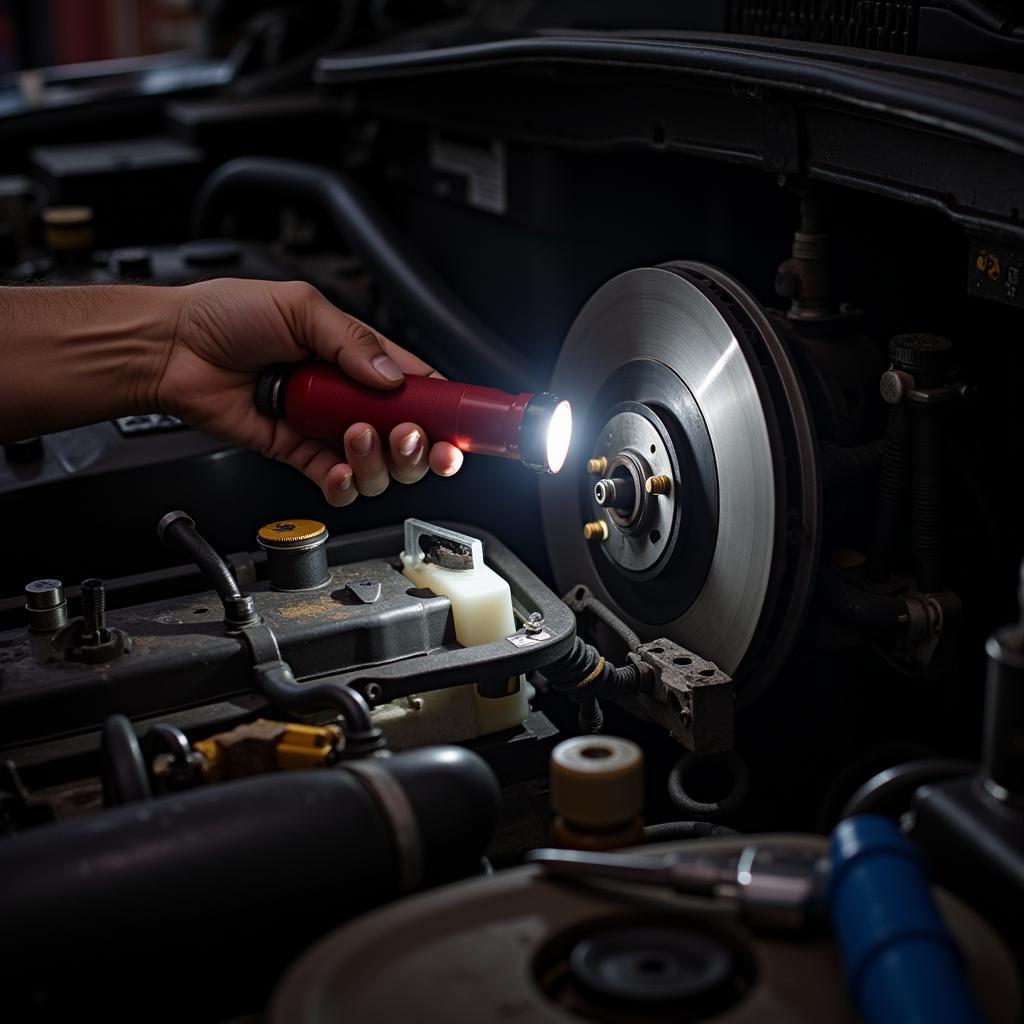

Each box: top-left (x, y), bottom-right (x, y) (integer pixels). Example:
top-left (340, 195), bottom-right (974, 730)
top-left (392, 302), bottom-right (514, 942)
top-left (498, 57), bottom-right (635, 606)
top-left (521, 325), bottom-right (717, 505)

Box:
top-left (344, 421), bottom-right (465, 495)
top-left (429, 441), bottom-right (464, 478)
top-left (388, 422), bottom-right (429, 485)
top-left (344, 422), bottom-right (390, 497)
top-left (266, 411), bottom-right (462, 507)
top-left (264, 421), bottom-right (357, 507)
top-left (286, 283), bottom-right (406, 390)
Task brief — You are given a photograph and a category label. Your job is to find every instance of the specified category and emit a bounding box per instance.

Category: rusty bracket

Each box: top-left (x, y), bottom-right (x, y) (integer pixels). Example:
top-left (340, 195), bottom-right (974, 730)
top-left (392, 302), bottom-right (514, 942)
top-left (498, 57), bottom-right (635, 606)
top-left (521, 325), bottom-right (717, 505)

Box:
top-left (635, 639), bottom-right (733, 753)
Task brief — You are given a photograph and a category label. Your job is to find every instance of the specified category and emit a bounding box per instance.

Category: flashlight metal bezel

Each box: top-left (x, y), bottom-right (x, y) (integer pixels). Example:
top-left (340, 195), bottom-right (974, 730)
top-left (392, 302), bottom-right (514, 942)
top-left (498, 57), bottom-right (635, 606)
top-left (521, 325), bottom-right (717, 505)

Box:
top-left (255, 366), bottom-right (290, 417)
top-left (519, 392), bottom-right (569, 474)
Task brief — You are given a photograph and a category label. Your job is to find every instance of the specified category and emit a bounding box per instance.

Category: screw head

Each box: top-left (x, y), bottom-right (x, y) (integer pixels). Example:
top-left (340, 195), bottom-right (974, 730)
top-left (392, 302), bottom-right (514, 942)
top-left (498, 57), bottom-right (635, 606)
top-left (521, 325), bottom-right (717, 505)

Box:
top-left (879, 369), bottom-right (912, 405)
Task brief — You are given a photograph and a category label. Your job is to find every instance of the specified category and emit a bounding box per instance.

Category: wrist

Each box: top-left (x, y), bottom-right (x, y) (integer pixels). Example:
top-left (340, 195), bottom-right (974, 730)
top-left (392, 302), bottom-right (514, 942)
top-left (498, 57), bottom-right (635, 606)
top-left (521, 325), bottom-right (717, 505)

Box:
top-left (129, 285), bottom-right (191, 416)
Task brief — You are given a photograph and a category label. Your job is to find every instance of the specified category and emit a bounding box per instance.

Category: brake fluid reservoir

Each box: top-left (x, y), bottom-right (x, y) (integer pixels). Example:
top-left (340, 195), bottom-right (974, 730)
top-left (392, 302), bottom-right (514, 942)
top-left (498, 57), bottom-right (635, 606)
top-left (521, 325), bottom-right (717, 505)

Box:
top-left (401, 520), bottom-right (528, 734)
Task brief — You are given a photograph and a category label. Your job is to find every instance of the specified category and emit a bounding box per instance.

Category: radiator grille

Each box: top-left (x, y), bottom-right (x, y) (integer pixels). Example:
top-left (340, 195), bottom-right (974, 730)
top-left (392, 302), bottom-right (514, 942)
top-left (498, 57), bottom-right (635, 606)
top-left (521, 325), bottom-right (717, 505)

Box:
top-left (729, 1), bottom-right (917, 54)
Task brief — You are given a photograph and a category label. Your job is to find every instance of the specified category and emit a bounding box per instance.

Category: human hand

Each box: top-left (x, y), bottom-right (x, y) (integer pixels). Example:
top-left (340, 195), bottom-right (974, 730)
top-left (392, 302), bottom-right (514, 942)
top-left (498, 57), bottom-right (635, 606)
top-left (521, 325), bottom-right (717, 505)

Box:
top-left (154, 278), bottom-right (464, 505)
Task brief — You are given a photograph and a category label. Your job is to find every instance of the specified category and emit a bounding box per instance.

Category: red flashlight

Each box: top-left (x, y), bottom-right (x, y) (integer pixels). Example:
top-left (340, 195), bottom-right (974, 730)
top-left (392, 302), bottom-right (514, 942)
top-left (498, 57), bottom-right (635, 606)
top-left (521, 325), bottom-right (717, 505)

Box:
top-left (255, 362), bottom-right (573, 474)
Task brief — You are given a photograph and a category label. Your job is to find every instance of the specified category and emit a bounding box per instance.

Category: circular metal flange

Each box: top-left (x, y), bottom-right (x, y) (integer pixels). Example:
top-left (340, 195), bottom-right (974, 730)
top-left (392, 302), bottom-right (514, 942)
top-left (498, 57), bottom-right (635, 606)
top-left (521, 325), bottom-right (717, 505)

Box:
top-left (589, 408), bottom-right (675, 572)
top-left (541, 263), bottom-right (819, 691)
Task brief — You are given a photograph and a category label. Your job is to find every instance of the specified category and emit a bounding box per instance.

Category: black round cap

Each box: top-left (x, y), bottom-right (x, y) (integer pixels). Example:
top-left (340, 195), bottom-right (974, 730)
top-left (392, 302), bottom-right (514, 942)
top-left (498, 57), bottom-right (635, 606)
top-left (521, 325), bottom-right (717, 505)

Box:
top-left (889, 333), bottom-right (952, 372)
top-left (569, 925), bottom-right (734, 1005)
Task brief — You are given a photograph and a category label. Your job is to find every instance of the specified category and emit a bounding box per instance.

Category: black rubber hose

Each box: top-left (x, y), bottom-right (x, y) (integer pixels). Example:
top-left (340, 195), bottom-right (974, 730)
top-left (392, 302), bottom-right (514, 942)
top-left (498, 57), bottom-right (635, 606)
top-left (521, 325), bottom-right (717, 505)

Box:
top-left (157, 511), bottom-right (257, 628)
top-left (841, 758), bottom-right (975, 821)
top-left (190, 157), bottom-right (528, 390)
top-left (145, 723), bottom-right (202, 790)
top-left (911, 407), bottom-right (945, 593)
top-left (579, 595), bottom-right (642, 653)
top-left (542, 636), bottom-right (653, 733)
top-left (543, 637), bottom-right (652, 698)
top-left (576, 694), bottom-right (604, 734)
top-left (0, 747), bottom-right (499, 1015)
top-left (255, 659), bottom-right (384, 755)
top-left (867, 402), bottom-right (911, 581)
top-left (643, 821), bottom-right (740, 842)
top-left (100, 714), bottom-right (151, 807)
top-left (819, 568), bottom-right (908, 638)
top-left (146, 723), bottom-right (192, 763)
top-left (667, 751), bottom-right (749, 822)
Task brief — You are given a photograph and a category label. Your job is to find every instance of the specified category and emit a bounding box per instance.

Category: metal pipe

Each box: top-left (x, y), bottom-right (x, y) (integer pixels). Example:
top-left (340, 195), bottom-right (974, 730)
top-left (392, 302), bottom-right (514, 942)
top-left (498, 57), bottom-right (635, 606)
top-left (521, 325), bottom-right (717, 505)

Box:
top-left (157, 511), bottom-right (257, 628)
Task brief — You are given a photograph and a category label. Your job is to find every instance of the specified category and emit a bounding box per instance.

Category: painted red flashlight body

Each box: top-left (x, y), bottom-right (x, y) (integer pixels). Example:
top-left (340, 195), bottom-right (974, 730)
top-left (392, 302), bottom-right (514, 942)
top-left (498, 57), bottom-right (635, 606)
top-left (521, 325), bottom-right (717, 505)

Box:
top-left (283, 362), bottom-right (533, 460)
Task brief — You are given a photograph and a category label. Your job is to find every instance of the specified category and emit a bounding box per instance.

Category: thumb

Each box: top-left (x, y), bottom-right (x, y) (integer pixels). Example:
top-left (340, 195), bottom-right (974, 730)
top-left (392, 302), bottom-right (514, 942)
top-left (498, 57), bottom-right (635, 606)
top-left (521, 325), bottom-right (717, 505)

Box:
top-left (291, 282), bottom-right (404, 389)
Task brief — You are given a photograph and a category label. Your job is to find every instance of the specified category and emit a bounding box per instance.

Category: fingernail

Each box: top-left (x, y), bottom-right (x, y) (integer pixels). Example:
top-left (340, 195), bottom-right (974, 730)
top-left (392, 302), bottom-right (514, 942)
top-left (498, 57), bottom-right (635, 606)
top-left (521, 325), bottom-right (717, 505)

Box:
top-left (372, 354), bottom-right (403, 382)
top-left (337, 472), bottom-right (353, 491)
top-left (398, 430), bottom-right (421, 457)
top-left (351, 429), bottom-right (373, 456)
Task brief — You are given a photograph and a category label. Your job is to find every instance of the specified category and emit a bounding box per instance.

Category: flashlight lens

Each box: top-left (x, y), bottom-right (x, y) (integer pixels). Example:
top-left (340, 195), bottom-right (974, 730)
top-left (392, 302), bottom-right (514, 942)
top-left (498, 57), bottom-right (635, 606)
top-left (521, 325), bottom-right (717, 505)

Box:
top-left (545, 400), bottom-right (573, 474)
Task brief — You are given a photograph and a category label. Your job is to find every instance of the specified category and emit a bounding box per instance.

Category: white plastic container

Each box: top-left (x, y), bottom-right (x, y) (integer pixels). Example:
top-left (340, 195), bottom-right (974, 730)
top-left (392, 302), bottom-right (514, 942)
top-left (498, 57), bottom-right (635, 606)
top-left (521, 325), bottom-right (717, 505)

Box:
top-left (399, 519), bottom-right (528, 737)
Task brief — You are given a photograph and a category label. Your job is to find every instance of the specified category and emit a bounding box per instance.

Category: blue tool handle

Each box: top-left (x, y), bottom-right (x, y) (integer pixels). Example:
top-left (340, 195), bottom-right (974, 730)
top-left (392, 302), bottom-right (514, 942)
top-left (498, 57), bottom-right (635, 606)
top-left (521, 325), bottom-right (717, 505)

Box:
top-left (828, 815), bottom-right (983, 1024)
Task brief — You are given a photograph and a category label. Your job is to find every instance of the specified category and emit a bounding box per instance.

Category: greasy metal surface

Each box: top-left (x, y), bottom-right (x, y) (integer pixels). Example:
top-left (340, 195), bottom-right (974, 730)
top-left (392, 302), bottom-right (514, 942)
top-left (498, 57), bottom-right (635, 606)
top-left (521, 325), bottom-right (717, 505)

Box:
top-left (542, 266), bottom-right (776, 674)
top-left (269, 835), bottom-right (857, 1024)
top-left (0, 523), bottom-right (575, 749)
top-left (636, 639), bottom-right (733, 753)
top-left (270, 832), bottom-right (1019, 1024)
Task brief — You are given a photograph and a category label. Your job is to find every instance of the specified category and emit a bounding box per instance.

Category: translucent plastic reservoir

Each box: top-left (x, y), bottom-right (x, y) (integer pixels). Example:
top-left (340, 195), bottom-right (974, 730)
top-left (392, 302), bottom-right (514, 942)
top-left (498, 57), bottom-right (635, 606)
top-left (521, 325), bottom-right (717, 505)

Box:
top-left (400, 519), bottom-right (528, 736)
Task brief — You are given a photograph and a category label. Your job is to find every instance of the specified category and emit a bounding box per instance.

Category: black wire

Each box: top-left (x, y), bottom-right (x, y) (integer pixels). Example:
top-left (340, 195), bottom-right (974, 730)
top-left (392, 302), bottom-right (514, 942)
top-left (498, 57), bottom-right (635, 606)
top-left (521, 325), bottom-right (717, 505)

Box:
top-left (579, 595), bottom-right (642, 653)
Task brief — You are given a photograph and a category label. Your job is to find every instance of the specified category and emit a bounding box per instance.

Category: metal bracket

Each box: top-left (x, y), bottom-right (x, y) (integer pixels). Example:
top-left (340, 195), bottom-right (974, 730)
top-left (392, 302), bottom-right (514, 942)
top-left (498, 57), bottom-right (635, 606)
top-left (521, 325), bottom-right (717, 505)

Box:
top-left (635, 639), bottom-right (733, 753)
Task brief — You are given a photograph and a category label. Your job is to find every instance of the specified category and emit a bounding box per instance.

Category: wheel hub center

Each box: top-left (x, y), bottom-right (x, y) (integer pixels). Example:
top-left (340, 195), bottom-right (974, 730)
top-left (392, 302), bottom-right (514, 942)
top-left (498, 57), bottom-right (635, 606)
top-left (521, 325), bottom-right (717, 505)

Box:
top-left (585, 407), bottom-right (678, 573)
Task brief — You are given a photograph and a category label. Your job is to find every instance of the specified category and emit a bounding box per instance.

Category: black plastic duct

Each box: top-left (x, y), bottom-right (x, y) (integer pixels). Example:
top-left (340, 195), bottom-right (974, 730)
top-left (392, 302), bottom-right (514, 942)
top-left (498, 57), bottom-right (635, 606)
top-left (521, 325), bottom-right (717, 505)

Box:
top-left (0, 746), bottom-right (499, 1017)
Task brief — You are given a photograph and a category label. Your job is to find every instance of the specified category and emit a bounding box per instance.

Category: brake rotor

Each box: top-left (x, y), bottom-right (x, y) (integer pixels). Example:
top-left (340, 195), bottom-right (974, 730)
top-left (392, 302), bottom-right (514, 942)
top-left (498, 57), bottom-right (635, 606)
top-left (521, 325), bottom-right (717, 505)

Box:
top-left (540, 262), bottom-right (819, 699)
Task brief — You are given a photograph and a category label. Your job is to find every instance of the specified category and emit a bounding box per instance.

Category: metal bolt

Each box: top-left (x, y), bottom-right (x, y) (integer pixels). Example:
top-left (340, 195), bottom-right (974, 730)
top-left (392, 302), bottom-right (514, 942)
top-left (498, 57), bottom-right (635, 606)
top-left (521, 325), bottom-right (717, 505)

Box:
top-left (645, 475), bottom-right (672, 495)
top-left (587, 457), bottom-right (608, 475)
top-left (80, 578), bottom-right (109, 645)
top-left (595, 473), bottom-right (638, 512)
top-left (583, 520), bottom-right (609, 541)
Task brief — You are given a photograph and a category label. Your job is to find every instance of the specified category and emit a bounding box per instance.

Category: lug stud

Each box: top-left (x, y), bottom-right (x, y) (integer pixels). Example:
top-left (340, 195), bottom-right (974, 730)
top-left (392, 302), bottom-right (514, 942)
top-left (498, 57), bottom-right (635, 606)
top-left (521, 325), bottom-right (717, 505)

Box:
top-left (583, 520), bottom-right (609, 541)
top-left (587, 457), bottom-right (608, 475)
top-left (645, 474), bottom-right (672, 495)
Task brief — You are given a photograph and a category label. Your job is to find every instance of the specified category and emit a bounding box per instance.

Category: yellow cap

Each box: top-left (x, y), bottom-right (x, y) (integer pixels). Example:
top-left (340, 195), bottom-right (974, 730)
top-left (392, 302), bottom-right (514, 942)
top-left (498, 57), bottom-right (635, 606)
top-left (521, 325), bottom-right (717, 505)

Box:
top-left (42, 206), bottom-right (94, 252)
top-left (257, 519), bottom-right (327, 545)
top-left (550, 735), bottom-right (644, 828)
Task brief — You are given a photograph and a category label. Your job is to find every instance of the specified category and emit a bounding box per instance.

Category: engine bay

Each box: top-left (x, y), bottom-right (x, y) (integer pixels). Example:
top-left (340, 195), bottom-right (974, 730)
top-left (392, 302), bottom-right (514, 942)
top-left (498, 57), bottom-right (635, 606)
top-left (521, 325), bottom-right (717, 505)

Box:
top-left (2, 3), bottom-right (1023, 1020)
